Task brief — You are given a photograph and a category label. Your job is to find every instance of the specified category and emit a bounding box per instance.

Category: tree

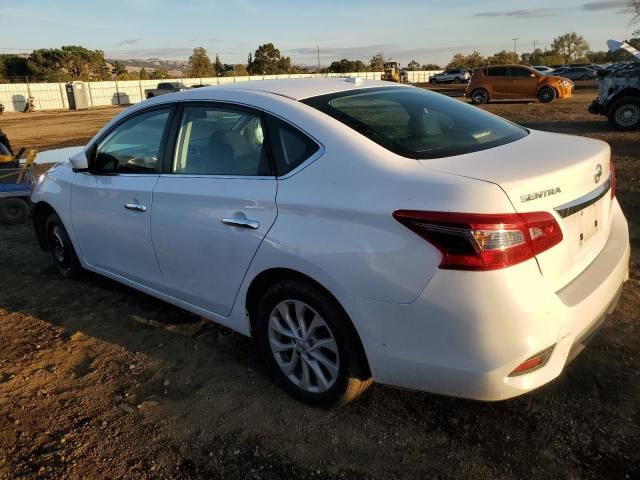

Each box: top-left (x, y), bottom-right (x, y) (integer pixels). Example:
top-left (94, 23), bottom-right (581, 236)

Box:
top-left (551, 32), bottom-right (590, 64)
top-left (188, 47), bottom-right (214, 78)
top-left (446, 51), bottom-right (486, 69)
top-left (0, 54), bottom-right (29, 80)
top-left (214, 54), bottom-right (224, 77)
top-left (139, 67), bottom-right (149, 80)
top-left (407, 60), bottom-right (420, 70)
top-left (422, 63), bottom-right (441, 70)
top-left (151, 67), bottom-right (169, 79)
top-left (27, 45), bottom-right (111, 81)
top-left (250, 43), bottom-right (292, 75)
top-left (369, 53), bottom-right (385, 71)
top-left (233, 64), bottom-right (248, 76)
top-left (326, 59), bottom-right (367, 73)
top-left (486, 50), bottom-right (519, 65)
top-left (111, 60), bottom-right (127, 78)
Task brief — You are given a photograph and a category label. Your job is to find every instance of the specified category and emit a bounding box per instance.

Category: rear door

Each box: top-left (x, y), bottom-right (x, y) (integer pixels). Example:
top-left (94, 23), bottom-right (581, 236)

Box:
top-left (71, 106), bottom-right (174, 291)
top-left (485, 66), bottom-right (510, 97)
top-left (150, 102), bottom-right (277, 316)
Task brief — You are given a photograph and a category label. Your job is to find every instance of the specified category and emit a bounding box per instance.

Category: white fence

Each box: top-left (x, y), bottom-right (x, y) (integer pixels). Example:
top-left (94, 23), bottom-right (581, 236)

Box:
top-left (405, 70), bottom-right (444, 84)
top-left (0, 72), bottom-right (386, 113)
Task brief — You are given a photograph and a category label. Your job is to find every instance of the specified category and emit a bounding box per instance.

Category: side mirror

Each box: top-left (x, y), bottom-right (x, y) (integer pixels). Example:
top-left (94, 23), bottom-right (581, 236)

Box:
top-left (69, 149), bottom-right (89, 171)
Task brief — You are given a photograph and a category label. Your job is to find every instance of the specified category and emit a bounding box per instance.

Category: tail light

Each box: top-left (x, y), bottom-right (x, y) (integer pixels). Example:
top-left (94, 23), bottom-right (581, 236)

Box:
top-left (610, 161), bottom-right (616, 199)
top-left (393, 210), bottom-right (563, 271)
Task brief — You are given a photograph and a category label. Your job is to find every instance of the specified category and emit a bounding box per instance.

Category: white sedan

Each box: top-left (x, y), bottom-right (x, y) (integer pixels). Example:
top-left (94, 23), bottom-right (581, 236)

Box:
top-left (32, 79), bottom-right (630, 406)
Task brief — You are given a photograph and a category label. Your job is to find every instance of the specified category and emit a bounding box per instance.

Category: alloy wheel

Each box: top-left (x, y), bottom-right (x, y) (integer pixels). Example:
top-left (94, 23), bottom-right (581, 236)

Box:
top-left (268, 299), bottom-right (340, 393)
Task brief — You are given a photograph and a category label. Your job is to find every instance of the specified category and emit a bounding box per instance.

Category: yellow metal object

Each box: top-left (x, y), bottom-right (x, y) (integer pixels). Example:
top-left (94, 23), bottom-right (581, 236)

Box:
top-left (0, 149), bottom-right (37, 183)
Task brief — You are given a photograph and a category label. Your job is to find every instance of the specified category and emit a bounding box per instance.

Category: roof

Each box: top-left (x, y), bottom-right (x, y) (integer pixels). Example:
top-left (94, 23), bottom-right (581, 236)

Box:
top-left (185, 78), bottom-right (402, 101)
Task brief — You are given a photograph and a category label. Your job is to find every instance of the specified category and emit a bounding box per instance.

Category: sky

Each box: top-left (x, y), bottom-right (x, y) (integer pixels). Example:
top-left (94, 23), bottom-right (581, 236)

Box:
top-left (1, 0), bottom-right (638, 66)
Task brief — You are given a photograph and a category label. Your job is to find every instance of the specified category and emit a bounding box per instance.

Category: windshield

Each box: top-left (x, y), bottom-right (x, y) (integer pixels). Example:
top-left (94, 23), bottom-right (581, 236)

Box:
top-left (302, 87), bottom-right (528, 159)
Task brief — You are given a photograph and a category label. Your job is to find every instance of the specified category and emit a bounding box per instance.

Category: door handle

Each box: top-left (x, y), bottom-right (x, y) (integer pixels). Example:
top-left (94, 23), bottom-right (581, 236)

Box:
top-left (221, 218), bottom-right (259, 229)
top-left (124, 203), bottom-right (147, 212)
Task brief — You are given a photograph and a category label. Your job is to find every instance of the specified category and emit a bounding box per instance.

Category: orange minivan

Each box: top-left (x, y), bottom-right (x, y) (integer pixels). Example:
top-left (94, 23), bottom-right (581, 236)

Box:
top-left (464, 64), bottom-right (573, 104)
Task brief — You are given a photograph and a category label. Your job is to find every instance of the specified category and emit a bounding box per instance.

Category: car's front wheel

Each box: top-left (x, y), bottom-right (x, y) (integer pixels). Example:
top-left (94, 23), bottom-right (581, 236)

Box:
top-left (538, 86), bottom-right (556, 103)
top-left (256, 279), bottom-right (372, 406)
top-left (470, 88), bottom-right (489, 105)
top-left (46, 213), bottom-right (82, 278)
top-left (608, 97), bottom-right (640, 131)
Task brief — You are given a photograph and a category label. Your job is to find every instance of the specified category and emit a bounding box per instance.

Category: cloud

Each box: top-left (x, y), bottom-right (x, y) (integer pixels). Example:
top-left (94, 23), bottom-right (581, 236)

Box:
top-left (118, 39), bottom-right (141, 46)
top-left (475, 8), bottom-right (558, 18)
top-left (581, 1), bottom-right (630, 11)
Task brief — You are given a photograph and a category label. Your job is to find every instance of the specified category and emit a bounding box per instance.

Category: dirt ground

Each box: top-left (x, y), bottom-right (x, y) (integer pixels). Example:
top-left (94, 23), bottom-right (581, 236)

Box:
top-left (1, 91), bottom-right (639, 480)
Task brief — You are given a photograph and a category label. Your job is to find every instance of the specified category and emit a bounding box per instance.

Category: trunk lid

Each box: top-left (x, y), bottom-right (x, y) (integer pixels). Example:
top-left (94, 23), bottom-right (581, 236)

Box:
top-left (420, 130), bottom-right (613, 290)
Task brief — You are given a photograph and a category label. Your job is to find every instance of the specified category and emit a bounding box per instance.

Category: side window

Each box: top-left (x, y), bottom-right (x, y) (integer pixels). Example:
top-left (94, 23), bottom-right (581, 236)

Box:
top-left (510, 67), bottom-right (533, 78)
top-left (487, 67), bottom-right (507, 77)
top-left (266, 117), bottom-right (320, 176)
top-left (172, 105), bottom-right (270, 176)
top-left (93, 108), bottom-right (170, 174)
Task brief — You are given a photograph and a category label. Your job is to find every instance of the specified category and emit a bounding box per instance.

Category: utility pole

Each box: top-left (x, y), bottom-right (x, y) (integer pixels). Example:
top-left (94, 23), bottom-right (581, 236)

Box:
top-left (317, 45), bottom-right (321, 73)
top-left (512, 37), bottom-right (520, 59)
top-left (532, 40), bottom-right (538, 63)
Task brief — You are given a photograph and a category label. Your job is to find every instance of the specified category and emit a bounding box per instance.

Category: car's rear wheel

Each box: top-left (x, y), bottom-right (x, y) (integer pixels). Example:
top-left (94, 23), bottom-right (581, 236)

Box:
top-left (256, 279), bottom-right (372, 406)
top-left (538, 86), bottom-right (556, 103)
top-left (470, 88), bottom-right (489, 105)
top-left (46, 213), bottom-right (82, 278)
top-left (0, 198), bottom-right (29, 224)
top-left (608, 97), bottom-right (640, 131)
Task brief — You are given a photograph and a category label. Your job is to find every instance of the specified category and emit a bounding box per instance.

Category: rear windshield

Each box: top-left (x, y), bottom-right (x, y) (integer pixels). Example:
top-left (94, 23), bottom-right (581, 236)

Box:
top-left (302, 87), bottom-right (528, 159)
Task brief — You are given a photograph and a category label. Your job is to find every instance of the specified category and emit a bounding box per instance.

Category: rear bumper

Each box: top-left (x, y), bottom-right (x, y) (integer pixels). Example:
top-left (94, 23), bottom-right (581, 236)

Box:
top-left (338, 199), bottom-right (630, 400)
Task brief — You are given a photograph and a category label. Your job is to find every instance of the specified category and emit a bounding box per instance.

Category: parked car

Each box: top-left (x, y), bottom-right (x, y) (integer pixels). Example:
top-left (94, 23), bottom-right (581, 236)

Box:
top-left (429, 69), bottom-right (470, 84)
top-left (465, 64), bottom-right (573, 104)
top-left (533, 66), bottom-right (555, 74)
top-left (144, 82), bottom-right (188, 99)
top-left (554, 67), bottom-right (598, 81)
top-left (589, 63), bottom-right (640, 130)
top-left (32, 79), bottom-right (629, 406)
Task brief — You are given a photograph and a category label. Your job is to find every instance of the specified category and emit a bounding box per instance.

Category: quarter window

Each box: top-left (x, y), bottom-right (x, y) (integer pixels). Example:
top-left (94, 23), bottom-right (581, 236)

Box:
top-left (173, 106), bottom-right (271, 176)
top-left (93, 108), bottom-right (170, 174)
top-left (266, 117), bottom-right (320, 176)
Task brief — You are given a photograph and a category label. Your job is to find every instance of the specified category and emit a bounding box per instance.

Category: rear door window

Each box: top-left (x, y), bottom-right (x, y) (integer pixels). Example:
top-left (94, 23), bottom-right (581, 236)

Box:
top-left (487, 67), bottom-right (507, 76)
top-left (510, 67), bottom-right (533, 77)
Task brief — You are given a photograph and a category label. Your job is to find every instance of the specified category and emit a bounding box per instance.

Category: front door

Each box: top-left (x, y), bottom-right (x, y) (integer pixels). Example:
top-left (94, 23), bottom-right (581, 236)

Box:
top-left (151, 103), bottom-right (277, 316)
top-left (71, 107), bottom-right (173, 291)
top-left (508, 66), bottom-right (539, 98)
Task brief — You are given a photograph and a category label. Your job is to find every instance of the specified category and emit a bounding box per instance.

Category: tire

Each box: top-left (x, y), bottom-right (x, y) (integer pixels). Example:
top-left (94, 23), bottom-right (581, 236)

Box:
top-left (45, 212), bottom-right (82, 278)
top-left (454, 77), bottom-right (463, 84)
top-left (607, 97), bottom-right (640, 131)
top-left (580, 75), bottom-right (589, 81)
top-left (0, 129), bottom-right (13, 156)
top-left (146, 93), bottom-right (154, 99)
top-left (0, 197), bottom-right (29, 224)
top-left (256, 279), bottom-right (372, 407)
top-left (470, 88), bottom-right (489, 105)
top-left (430, 78), bottom-right (438, 85)
top-left (538, 86), bottom-right (556, 104)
